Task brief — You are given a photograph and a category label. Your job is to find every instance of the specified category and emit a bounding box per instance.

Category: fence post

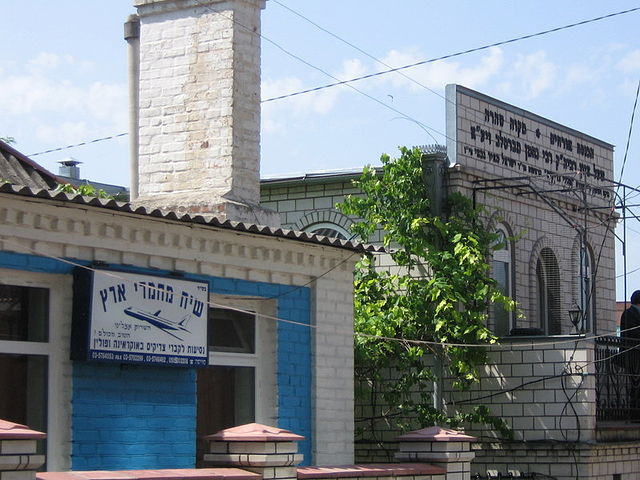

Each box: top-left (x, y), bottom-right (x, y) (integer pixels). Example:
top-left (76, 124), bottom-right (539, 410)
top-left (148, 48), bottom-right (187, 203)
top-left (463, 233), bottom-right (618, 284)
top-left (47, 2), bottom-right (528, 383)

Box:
top-left (0, 419), bottom-right (46, 480)
top-left (204, 423), bottom-right (304, 480)
top-left (394, 426), bottom-right (476, 480)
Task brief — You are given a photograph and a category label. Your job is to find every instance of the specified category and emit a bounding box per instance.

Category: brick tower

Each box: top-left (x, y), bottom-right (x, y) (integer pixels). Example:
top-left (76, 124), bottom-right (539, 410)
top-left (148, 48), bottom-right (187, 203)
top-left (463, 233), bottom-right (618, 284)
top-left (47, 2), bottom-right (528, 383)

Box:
top-left (130, 0), bottom-right (280, 226)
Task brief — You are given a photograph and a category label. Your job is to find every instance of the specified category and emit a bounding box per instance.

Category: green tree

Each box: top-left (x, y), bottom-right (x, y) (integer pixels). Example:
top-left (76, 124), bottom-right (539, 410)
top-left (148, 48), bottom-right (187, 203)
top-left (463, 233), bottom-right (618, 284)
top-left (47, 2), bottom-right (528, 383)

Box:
top-left (0, 136), bottom-right (16, 145)
top-left (339, 146), bottom-right (514, 439)
top-left (56, 182), bottom-right (113, 199)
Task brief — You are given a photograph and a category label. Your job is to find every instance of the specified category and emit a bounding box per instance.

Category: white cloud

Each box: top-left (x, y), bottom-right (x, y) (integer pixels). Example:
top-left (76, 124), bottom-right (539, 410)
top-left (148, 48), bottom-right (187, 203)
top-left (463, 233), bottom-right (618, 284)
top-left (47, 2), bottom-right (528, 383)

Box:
top-left (617, 50), bottom-right (640, 72)
top-left (560, 64), bottom-right (592, 91)
top-left (28, 52), bottom-right (61, 71)
top-left (262, 58), bottom-right (368, 133)
top-left (506, 50), bottom-right (557, 99)
top-left (376, 46), bottom-right (504, 91)
top-left (36, 121), bottom-right (91, 143)
top-left (0, 53), bottom-right (126, 145)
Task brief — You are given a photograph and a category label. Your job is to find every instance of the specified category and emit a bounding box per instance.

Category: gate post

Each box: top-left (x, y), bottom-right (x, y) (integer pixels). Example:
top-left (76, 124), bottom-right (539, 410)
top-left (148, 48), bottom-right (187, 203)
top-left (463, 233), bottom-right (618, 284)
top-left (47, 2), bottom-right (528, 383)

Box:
top-left (394, 426), bottom-right (476, 480)
top-left (0, 419), bottom-right (46, 480)
top-left (204, 423), bottom-right (304, 480)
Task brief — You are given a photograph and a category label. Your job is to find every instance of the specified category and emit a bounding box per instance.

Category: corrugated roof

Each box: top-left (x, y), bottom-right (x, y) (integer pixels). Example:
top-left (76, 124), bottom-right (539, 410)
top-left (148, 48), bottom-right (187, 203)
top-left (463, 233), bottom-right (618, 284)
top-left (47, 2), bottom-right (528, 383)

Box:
top-left (261, 166), bottom-right (383, 186)
top-left (0, 183), bottom-right (382, 253)
top-left (0, 140), bottom-right (61, 190)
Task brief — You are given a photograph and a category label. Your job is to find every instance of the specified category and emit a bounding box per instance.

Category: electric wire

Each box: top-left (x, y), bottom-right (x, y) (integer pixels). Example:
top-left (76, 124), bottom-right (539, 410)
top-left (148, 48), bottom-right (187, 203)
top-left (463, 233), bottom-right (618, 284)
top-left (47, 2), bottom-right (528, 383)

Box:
top-left (270, 0), bottom-right (623, 169)
top-left (615, 79), bottom-right (640, 192)
top-left (262, 6), bottom-right (640, 104)
top-left (25, 6), bottom-right (640, 161)
top-left (191, 0), bottom-right (443, 143)
top-left (4, 234), bottom-right (640, 350)
top-left (270, 0), bottom-right (448, 103)
top-left (28, 133), bottom-right (128, 157)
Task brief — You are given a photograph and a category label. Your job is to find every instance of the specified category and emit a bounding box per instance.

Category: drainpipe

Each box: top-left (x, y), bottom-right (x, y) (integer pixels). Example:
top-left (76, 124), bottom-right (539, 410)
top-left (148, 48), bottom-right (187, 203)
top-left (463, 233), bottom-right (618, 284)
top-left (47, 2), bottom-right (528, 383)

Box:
top-left (124, 14), bottom-right (140, 201)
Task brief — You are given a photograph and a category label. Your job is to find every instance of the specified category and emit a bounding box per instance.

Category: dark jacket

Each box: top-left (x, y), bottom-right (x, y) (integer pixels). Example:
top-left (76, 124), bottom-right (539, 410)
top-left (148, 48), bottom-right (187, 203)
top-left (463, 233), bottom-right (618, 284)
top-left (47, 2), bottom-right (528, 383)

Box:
top-left (622, 305), bottom-right (640, 341)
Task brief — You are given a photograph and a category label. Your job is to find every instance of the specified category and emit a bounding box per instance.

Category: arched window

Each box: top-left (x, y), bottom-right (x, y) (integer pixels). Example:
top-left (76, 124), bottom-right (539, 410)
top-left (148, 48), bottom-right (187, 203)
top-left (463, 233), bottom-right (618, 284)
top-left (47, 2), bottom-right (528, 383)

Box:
top-left (492, 227), bottom-right (513, 336)
top-left (577, 243), bottom-right (594, 333)
top-left (537, 248), bottom-right (561, 335)
top-left (304, 222), bottom-right (351, 240)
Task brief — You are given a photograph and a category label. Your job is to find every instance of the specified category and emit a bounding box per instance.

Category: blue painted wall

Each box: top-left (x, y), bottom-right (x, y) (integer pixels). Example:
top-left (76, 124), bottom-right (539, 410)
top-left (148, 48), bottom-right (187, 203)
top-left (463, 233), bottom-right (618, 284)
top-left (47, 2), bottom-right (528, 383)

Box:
top-left (72, 363), bottom-right (196, 469)
top-left (0, 251), bottom-right (313, 468)
top-left (206, 276), bottom-right (313, 463)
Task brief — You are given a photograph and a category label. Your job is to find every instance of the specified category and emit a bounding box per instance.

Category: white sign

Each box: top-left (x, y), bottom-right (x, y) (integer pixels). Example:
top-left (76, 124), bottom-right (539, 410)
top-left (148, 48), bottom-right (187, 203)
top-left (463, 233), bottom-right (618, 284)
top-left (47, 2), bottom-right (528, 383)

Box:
top-left (87, 270), bottom-right (209, 366)
top-left (445, 84), bottom-right (614, 205)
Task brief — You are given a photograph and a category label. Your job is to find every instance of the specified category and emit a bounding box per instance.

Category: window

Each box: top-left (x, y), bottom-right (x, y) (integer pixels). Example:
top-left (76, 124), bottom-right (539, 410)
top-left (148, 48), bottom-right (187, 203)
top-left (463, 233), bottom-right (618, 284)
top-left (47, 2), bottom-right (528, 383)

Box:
top-left (304, 222), bottom-right (350, 240)
top-left (196, 297), bottom-right (275, 467)
top-left (536, 248), bottom-right (561, 335)
top-left (491, 228), bottom-right (512, 336)
top-left (577, 244), bottom-right (594, 332)
top-left (0, 283), bottom-right (49, 459)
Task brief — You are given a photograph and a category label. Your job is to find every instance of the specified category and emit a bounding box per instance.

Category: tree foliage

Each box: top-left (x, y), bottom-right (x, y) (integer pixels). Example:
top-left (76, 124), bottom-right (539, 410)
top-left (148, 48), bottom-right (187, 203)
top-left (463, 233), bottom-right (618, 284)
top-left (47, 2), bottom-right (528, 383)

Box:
top-left (56, 182), bottom-right (113, 199)
top-left (339, 146), bottom-right (514, 437)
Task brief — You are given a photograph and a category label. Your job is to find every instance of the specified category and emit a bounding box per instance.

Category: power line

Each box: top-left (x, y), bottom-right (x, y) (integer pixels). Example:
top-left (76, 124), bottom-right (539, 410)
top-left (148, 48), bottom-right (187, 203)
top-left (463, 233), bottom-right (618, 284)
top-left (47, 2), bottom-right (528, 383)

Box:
top-left (271, 0), bottom-right (447, 103)
top-left (192, 0), bottom-right (444, 142)
top-left (617, 79), bottom-right (640, 190)
top-left (263, 6), bottom-right (640, 104)
top-left (28, 132), bottom-right (128, 157)
top-left (1, 234), bottom-right (637, 350)
top-left (27, 6), bottom-right (640, 159)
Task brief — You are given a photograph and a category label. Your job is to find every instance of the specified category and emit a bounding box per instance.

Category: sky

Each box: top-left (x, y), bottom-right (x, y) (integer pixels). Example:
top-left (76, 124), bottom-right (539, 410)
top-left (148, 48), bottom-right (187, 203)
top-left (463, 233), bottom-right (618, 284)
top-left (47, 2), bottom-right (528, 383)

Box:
top-left (1, 1), bottom-right (640, 299)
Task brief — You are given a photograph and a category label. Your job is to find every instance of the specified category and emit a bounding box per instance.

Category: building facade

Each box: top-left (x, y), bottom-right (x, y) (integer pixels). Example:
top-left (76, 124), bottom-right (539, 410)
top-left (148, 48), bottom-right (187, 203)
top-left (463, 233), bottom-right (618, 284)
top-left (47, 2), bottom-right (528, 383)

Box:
top-left (261, 85), bottom-right (636, 479)
top-left (0, 179), bottom-right (368, 469)
top-left (0, 0), bottom-right (373, 471)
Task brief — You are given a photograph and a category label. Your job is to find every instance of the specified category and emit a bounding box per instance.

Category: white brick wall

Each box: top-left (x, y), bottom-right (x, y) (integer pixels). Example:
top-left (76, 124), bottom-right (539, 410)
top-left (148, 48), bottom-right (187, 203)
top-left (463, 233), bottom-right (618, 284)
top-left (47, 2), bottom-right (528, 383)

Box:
top-left (0, 192), bottom-right (358, 466)
top-left (474, 441), bottom-right (640, 480)
top-left (447, 340), bottom-right (596, 443)
top-left (313, 274), bottom-right (356, 465)
top-left (134, 0), bottom-right (279, 224)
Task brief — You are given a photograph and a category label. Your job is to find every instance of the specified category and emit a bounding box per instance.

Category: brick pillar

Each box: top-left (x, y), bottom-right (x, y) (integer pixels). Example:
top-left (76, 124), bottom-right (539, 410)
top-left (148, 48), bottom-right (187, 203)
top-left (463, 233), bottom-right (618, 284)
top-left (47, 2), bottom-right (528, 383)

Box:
top-left (394, 426), bottom-right (476, 480)
top-left (204, 423), bottom-right (304, 480)
top-left (0, 420), bottom-right (46, 480)
top-left (132, 0), bottom-right (281, 226)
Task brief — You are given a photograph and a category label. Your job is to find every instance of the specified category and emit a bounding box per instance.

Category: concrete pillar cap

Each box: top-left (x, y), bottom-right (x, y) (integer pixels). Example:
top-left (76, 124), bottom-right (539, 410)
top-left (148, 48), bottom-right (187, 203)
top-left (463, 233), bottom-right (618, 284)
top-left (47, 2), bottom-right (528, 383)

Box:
top-left (205, 423), bottom-right (305, 442)
top-left (0, 419), bottom-right (46, 440)
top-left (396, 426), bottom-right (476, 442)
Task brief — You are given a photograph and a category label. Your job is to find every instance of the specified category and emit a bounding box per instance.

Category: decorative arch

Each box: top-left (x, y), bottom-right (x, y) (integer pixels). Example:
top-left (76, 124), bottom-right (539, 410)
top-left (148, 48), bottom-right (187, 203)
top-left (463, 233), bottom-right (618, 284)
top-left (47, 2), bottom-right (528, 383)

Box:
top-left (571, 234), bottom-right (596, 332)
top-left (294, 209), bottom-right (354, 240)
top-left (528, 237), bottom-right (562, 335)
top-left (490, 221), bottom-right (515, 336)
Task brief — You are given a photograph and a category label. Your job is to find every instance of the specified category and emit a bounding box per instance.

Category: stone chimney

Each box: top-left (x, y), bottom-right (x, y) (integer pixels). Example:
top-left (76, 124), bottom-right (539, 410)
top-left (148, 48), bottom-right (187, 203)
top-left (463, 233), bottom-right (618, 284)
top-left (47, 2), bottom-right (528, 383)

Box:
top-left (58, 158), bottom-right (82, 179)
top-left (131, 0), bottom-right (280, 226)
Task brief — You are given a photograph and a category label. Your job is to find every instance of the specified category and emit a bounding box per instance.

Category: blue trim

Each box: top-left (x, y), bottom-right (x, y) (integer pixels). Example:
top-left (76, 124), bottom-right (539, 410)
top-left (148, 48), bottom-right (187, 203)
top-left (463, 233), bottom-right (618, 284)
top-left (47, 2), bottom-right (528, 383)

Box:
top-left (0, 251), bottom-right (314, 467)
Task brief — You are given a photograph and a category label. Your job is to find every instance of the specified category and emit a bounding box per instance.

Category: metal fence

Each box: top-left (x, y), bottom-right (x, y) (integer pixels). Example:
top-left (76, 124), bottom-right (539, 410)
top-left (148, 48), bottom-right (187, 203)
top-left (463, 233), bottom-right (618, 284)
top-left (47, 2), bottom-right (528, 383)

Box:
top-left (595, 335), bottom-right (640, 422)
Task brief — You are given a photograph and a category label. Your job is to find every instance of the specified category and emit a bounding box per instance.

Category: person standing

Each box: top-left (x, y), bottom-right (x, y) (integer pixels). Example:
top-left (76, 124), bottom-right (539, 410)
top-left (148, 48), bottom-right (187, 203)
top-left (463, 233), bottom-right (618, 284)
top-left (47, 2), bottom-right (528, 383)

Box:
top-left (621, 290), bottom-right (640, 420)
top-left (622, 290), bottom-right (640, 341)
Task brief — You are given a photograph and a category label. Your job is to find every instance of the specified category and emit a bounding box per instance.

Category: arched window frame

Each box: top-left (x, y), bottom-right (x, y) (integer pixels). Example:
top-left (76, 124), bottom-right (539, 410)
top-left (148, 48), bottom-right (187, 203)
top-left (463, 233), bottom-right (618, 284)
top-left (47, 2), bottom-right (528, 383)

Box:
top-left (576, 241), bottom-right (595, 333)
top-left (536, 247), bottom-right (562, 335)
top-left (303, 222), bottom-right (351, 240)
top-left (491, 225), bottom-right (514, 336)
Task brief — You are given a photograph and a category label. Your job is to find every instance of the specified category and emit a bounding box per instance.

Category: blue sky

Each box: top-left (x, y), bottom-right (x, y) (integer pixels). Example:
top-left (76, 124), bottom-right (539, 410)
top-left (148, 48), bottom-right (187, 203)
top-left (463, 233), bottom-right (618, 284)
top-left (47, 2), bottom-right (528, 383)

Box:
top-left (2, 1), bottom-right (640, 299)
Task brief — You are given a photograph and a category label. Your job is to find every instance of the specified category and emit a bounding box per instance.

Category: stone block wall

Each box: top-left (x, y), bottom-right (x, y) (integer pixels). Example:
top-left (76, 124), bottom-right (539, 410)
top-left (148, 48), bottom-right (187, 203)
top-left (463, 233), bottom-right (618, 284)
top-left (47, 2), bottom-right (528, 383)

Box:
top-left (449, 339), bottom-right (595, 443)
top-left (473, 441), bottom-right (640, 480)
top-left (0, 192), bottom-right (359, 467)
top-left (449, 166), bottom-right (616, 337)
top-left (261, 177), bottom-right (378, 240)
top-left (134, 0), bottom-right (269, 219)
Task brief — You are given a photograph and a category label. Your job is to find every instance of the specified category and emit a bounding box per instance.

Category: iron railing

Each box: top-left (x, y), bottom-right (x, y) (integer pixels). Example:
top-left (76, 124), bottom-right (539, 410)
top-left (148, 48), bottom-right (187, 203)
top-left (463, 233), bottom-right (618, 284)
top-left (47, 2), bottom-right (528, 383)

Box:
top-left (595, 335), bottom-right (640, 422)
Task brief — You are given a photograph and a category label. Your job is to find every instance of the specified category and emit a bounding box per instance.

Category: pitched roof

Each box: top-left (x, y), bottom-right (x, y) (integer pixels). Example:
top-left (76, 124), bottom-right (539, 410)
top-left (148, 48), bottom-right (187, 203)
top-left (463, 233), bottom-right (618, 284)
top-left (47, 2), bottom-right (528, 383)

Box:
top-left (0, 183), bottom-right (382, 253)
top-left (0, 140), bottom-right (61, 190)
top-left (0, 143), bottom-right (380, 253)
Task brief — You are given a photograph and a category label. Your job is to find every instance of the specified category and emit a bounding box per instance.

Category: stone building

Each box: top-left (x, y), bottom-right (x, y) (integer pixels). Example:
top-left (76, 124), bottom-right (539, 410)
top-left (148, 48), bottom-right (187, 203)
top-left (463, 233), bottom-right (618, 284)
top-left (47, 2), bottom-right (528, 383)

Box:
top-left (261, 86), bottom-right (639, 479)
top-left (0, 0), bottom-right (375, 471)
